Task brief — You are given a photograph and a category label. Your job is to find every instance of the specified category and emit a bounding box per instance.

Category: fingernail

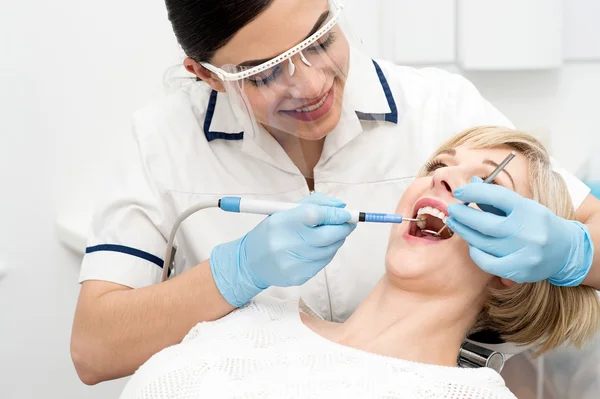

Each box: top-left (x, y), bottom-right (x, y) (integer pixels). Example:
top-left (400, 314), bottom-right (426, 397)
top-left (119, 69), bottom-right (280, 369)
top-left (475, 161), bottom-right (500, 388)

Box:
top-left (471, 176), bottom-right (483, 184)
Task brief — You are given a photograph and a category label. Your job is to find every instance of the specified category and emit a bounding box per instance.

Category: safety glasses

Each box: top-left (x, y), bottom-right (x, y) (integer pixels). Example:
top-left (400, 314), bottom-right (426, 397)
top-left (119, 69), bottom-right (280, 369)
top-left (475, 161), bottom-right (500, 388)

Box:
top-left (200, 0), bottom-right (344, 82)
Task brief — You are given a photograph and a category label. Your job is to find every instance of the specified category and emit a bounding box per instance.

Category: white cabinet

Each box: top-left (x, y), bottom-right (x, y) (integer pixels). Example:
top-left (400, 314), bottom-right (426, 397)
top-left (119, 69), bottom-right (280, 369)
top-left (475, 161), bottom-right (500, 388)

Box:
top-left (379, 0), bottom-right (456, 64)
top-left (457, 0), bottom-right (564, 70)
top-left (564, 0), bottom-right (600, 61)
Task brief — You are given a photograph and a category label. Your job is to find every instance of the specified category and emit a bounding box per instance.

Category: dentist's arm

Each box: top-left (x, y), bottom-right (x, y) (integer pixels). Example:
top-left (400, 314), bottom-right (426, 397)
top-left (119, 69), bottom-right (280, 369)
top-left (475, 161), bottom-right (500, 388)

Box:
top-left (575, 194), bottom-right (600, 289)
top-left (71, 194), bottom-right (355, 384)
top-left (71, 262), bottom-right (234, 385)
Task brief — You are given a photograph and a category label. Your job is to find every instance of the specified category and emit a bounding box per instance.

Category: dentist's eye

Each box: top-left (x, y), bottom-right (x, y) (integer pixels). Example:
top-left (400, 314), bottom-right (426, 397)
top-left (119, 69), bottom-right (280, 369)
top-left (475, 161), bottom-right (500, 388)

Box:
top-left (425, 160), bottom-right (447, 173)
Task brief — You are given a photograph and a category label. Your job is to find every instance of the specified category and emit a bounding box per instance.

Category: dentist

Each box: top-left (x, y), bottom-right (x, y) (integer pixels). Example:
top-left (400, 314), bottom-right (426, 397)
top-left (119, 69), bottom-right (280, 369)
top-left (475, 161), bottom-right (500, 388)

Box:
top-left (71, 0), bottom-right (600, 385)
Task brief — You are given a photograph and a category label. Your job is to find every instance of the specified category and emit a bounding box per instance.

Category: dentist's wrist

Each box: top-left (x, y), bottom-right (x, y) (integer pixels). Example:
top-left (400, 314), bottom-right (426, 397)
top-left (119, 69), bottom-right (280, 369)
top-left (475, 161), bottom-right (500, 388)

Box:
top-left (210, 236), bottom-right (267, 308)
top-left (548, 221), bottom-right (594, 287)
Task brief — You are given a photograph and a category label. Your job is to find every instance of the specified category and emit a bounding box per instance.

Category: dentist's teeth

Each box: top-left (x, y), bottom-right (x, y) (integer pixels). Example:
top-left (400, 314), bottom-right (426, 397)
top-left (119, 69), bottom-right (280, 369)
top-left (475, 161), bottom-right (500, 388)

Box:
top-left (295, 92), bottom-right (328, 113)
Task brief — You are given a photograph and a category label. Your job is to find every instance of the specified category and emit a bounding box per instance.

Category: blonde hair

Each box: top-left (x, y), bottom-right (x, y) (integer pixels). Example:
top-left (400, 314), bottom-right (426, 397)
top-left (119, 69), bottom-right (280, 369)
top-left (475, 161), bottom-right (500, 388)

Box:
top-left (421, 126), bottom-right (600, 356)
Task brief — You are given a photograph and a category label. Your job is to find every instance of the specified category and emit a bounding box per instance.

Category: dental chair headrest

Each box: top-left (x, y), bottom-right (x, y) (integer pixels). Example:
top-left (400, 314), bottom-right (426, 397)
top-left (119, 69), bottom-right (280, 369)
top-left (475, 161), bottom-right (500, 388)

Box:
top-left (467, 330), bottom-right (535, 360)
top-left (459, 330), bottom-right (536, 373)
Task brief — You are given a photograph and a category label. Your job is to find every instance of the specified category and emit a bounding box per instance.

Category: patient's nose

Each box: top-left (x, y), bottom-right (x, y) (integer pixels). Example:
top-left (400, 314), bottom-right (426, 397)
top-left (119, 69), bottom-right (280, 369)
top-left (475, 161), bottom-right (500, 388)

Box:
top-left (431, 166), bottom-right (470, 197)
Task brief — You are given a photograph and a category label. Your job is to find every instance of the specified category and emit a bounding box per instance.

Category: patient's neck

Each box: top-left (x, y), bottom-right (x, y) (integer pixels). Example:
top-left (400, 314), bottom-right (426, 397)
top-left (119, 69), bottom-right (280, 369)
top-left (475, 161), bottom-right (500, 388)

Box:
top-left (334, 276), bottom-right (481, 367)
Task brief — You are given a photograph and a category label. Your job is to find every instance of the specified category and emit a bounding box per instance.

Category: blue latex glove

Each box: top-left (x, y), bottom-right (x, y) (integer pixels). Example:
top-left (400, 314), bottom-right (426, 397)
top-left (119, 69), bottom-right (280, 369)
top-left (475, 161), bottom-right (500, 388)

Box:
top-left (446, 177), bottom-right (594, 286)
top-left (210, 193), bottom-right (357, 307)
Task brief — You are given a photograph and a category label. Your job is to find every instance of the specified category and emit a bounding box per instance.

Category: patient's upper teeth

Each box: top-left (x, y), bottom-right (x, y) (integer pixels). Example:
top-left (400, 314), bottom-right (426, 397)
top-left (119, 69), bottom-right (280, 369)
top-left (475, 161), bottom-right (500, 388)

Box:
top-left (414, 206), bottom-right (449, 233)
top-left (416, 206), bottom-right (447, 220)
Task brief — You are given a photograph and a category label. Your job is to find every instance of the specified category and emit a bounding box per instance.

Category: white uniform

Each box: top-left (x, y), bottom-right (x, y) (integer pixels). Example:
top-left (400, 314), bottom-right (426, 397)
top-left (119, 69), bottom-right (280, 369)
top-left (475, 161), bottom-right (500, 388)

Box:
top-left (80, 47), bottom-right (590, 322)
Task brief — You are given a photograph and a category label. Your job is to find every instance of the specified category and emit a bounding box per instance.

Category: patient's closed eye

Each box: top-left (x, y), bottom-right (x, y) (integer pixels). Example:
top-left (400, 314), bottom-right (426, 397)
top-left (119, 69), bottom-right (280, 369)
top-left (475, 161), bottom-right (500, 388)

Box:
top-left (425, 160), bottom-right (446, 173)
top-left (426, 159), bottom-right (501, 185)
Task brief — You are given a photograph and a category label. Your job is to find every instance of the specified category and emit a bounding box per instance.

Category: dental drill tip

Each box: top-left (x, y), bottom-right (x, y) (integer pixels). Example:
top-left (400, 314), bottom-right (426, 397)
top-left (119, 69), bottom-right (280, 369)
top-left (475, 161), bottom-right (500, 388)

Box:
top-left (402, 218), bottom-right (420, 222)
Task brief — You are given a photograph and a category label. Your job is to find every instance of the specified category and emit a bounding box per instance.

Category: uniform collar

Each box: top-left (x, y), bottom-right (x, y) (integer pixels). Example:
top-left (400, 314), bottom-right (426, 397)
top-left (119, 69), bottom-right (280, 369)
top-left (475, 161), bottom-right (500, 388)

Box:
top-left (345, 46), bottom-right (398, 124)
top-left (202, 47), bottom-right (398, 143)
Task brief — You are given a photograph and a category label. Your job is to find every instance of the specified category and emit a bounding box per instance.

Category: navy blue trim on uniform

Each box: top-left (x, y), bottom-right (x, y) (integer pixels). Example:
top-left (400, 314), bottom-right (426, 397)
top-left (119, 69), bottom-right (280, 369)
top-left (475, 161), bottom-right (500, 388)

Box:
top-left (86, 245), bottom-right (164, 269)
top-left (203, 90), bottom-right (245, 142)
top-left (355, 60), bottom-right (399, 124)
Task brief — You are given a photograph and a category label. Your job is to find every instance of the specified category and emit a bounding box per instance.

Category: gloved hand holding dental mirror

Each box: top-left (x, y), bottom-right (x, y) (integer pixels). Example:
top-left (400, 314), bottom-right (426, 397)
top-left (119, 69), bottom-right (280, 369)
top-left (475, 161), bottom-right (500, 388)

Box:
top-left (444, 155), bottom-right (593, 288)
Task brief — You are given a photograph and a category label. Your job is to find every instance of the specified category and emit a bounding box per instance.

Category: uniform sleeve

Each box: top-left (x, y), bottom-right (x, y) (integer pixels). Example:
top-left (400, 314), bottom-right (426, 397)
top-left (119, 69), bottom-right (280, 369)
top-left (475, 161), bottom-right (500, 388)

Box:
top-left (79, 117), bottom-right (170, 289)
top-left (437, 70), bottom-right (591, 211)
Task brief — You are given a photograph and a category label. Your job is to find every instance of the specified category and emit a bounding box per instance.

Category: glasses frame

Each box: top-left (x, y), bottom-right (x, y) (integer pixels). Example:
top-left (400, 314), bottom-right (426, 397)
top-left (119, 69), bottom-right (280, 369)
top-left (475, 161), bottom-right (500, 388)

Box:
top-left (200, 0), bottom-right (343, 82)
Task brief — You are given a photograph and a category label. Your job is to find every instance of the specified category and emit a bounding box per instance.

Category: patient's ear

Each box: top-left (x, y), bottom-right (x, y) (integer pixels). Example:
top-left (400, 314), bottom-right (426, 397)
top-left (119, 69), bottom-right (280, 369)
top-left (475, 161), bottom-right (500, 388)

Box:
top-left (490, 276), bottom-right (518, 289)
top-left (500, 278), bottom-right (518, 288)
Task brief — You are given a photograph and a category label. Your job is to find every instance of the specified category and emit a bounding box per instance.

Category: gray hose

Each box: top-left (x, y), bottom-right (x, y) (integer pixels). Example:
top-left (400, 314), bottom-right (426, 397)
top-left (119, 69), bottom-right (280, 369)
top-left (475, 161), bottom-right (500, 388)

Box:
top-left (162, 199), bottom-right (220, 281)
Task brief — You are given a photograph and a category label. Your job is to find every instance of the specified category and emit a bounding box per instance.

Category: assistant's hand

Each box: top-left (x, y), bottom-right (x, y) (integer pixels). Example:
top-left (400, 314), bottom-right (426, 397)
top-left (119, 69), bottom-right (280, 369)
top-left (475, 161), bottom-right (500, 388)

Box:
top-left (446, 177), bottom-right (594, 286)
top-left (210, 193), bottom-right (357, 307)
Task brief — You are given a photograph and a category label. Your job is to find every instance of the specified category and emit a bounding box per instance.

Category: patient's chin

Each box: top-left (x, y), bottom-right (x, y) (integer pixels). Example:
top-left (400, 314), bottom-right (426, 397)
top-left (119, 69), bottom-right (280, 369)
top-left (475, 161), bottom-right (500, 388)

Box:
top-left (384, 249), bottom-right (439, 281)
top-left (385, 244), bottom-right (491, 297)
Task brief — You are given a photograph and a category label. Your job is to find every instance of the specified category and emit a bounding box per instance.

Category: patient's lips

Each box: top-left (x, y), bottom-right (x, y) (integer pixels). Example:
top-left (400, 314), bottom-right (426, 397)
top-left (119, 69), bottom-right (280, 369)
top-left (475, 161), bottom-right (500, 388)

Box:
top-left (405, 198), bottom-right (454, 244)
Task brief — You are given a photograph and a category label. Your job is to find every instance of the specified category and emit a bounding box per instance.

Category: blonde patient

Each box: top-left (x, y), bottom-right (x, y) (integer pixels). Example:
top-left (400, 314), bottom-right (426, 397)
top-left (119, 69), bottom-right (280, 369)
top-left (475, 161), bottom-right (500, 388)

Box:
top-left (120, 127), bottom-right (600, 399)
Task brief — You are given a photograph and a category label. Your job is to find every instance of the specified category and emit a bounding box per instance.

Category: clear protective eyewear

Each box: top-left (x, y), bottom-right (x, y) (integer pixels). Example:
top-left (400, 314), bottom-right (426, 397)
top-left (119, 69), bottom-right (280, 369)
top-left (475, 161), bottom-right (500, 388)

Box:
top-left (200, 0), bottom-right (344, 83)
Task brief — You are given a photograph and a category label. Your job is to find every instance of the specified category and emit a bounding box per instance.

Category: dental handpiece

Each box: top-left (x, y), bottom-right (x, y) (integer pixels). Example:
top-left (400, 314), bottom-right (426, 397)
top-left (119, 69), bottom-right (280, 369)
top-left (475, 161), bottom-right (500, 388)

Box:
top-left (161, 196), bottom-right (418, 281)
top-left (218, 197), bottom-right (420, 224)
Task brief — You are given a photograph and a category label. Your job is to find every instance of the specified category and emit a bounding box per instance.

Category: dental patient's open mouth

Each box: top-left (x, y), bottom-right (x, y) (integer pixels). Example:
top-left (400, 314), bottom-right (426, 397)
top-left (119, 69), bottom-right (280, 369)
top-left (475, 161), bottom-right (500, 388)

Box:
top-left (407, 199), bottom-right (454, 242)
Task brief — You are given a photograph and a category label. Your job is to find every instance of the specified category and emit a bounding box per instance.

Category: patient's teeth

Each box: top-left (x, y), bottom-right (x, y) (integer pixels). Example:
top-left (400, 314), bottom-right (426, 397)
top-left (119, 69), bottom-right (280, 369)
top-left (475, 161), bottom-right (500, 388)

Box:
top-left (415, 206), bottom-right (447, 220)
top-left (414, 205), bottom-right (451, 233)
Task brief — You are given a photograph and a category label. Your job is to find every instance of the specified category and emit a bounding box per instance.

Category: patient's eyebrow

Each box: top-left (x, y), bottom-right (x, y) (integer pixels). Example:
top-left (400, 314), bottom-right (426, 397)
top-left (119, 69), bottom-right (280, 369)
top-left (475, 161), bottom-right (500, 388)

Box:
top-left (483, 159), bottom-right (516, 189)
top-left (438, 149), bottom-right (456, 156)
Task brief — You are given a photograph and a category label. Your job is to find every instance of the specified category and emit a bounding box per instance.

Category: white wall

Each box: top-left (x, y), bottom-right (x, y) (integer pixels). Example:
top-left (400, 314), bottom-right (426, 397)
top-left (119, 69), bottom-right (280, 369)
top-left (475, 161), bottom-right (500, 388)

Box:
top-left (1, 1), bottom-right (180, 398)
top-left (461, 65), bottom-right (600, 179)
top-left (365, 0), bottom-right (600, 178)
top-left (2, 1), bottom-right (600, 398)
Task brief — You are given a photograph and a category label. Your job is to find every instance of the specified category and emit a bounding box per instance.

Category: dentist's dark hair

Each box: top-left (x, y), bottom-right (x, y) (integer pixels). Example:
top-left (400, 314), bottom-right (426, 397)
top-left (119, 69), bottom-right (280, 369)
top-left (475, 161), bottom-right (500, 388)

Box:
top-left (164, 0), bottom-right (275, 62)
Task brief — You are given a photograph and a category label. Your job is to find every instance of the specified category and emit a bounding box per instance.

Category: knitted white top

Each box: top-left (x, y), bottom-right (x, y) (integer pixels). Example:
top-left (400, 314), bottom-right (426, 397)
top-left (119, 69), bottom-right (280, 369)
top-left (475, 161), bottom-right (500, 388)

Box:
top-left (120, 296), bottom-right (516, 399)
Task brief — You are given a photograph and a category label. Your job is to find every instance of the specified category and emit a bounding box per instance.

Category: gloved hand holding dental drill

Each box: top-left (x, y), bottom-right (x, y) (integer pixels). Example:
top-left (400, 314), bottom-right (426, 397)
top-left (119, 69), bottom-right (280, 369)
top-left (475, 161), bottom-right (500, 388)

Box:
top-left (210, 193), bottom-right (357, 307)
top-left (446, 177), bottom-right (594, 286)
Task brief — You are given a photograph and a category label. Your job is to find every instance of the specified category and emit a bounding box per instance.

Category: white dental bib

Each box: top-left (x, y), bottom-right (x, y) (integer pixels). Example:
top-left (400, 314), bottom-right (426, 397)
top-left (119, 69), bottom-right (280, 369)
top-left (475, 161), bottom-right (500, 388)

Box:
top-left (120, 296), bottom-right (516, 399)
